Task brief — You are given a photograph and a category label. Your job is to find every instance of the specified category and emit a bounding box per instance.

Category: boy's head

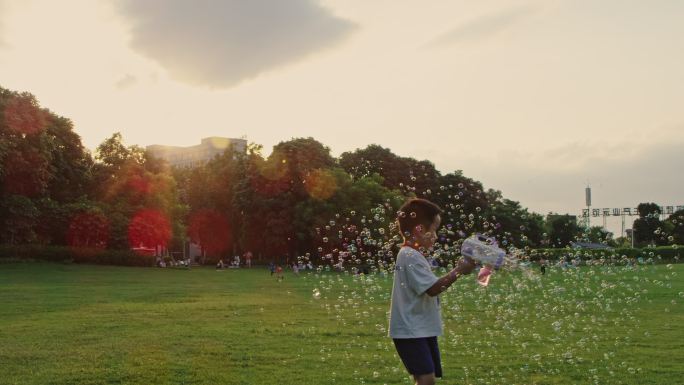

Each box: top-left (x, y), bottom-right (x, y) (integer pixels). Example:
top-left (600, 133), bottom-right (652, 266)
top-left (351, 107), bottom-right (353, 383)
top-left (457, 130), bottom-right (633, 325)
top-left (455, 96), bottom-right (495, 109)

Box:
top-left (396, 198), bottom-right (443, 247)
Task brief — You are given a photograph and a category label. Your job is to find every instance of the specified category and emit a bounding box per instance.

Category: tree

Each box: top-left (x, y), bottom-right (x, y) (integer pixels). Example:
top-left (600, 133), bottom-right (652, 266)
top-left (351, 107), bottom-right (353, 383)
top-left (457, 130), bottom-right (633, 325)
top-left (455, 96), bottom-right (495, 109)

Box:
top-left (581, 225), bottom-right (615, 246)
top-left (547, 214), bottom-right (580, 248)
top-left (0, 89), bottom-right (51, 198)
top-left (482, 198), bottom-right (545, 249)
top-left (66, 206), bottom-right (110, 248)
top-left (95, 132), bottom-right (139, 170)
top-left (339, 144), bottom-right (441, 195)
top-left (128, 209), bottom-right (172, 252)
top-left (93, 133), bottom-right (182, 250)
top-left (664, 209), bottom-right (684, 245)
top-left (237, 138), bottom-right (337, 258)
top-left (633, 203), bottom-right (666, 246)
top-left (0, 86), bottom-right (94, 245)
top-left (44, 115), bottom-right (93, 202)
top-left (187, 209), bottom-right (232, 261)
top-left (0, 195), bottom-right (39, 244)
top-left (294, 169), bottom-right (401, 263)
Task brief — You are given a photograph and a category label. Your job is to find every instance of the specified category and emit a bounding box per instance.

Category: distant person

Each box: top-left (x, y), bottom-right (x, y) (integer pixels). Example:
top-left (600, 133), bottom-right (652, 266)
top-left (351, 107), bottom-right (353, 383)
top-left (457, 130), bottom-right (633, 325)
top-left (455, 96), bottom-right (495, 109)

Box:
top-left (540, 259), bottom-right (546, 275)
top-left (216, 259), bottom-right (224, 269)
top-left (269, 262), bottom-right (276, 276)
top-left (276, 265), bottom-right (284, 281)
top-left (244, 251), bottom-right (252, 268)
top-left (292, 263), bottom-right (299, 276)
top-left (389, 198), bottom-right (476, 385)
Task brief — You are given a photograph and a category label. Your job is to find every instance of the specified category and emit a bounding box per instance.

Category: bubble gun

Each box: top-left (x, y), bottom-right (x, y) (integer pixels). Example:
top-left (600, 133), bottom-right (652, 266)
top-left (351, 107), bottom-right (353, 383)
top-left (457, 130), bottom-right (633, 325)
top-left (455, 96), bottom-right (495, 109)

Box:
top-left (460, 234), bottom-right (506, 287)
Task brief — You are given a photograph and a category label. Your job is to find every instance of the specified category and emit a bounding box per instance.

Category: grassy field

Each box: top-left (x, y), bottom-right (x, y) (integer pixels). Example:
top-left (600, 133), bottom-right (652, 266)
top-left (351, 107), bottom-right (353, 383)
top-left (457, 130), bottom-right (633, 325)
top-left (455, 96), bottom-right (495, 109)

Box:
top-left (0, 262), bottom-right (682, 385)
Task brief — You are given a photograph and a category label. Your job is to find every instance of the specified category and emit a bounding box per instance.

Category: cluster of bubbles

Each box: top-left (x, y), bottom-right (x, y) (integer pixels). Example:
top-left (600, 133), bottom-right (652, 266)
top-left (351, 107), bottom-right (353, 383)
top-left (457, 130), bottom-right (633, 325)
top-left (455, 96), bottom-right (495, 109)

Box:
top-left (298, 178), bottom-right (681, 384)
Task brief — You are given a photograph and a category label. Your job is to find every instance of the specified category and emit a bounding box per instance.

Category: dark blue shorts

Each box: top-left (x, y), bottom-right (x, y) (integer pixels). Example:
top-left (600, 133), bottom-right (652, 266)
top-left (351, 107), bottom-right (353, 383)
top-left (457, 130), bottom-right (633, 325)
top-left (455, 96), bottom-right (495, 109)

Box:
top-left (393, 337), bottom-right (442, 378)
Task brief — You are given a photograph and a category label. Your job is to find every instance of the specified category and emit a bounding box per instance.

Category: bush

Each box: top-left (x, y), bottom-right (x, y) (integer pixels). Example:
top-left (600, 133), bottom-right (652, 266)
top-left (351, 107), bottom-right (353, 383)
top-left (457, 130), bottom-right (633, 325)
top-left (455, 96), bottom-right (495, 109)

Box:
top-left (529, 246), bottom-right (682, 264)
top-left (0, 244), bottom-right (156, 267)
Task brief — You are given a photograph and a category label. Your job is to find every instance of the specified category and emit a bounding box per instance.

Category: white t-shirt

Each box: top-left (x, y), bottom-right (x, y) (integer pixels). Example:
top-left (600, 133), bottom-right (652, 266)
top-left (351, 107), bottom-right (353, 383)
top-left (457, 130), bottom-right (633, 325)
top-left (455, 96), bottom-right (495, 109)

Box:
top-left (388, 246), bottom-right (441, 338)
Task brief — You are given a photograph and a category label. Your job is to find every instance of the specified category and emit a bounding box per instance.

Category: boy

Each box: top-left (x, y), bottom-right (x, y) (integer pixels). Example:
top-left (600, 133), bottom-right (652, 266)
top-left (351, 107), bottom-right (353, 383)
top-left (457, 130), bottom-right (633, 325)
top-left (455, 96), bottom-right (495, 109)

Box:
top-left (389, 198), bottom-right (476, 385)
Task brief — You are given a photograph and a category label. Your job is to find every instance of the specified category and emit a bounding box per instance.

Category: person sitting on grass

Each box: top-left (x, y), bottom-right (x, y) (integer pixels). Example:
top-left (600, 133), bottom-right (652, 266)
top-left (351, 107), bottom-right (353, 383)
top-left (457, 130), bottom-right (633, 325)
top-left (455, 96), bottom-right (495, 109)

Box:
top-left (389, 198), bottom-right (476, 385)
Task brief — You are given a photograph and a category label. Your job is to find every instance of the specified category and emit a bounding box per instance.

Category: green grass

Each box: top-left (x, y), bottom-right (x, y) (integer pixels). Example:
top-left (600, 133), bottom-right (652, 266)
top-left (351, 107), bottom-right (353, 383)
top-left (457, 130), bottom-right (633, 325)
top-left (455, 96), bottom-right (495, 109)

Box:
top-left (0, 262), bottom-right (682, 385)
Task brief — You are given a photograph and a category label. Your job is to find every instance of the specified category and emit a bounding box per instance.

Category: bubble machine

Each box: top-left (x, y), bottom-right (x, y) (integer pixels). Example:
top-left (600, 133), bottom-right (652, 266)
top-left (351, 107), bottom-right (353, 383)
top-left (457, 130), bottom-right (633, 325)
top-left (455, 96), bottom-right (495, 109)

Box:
top-left (460, 234), bottom-right (506, 269)
top-left (461, 234), bottom-right (507, 286)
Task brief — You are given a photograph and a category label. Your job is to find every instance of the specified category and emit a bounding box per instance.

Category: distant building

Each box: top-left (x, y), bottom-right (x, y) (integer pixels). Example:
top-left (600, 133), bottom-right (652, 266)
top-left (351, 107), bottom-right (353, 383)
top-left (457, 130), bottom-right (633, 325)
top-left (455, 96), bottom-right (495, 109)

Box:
top-left (146, 137), bottom-right (247, 167)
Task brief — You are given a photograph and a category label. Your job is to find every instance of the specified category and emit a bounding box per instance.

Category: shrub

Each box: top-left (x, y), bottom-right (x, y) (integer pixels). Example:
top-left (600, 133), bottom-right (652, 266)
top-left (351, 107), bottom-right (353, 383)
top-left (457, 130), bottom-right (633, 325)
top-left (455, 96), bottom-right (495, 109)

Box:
top-left (529, 246), bottom-right (681, 264)
top-left (0, 245), bottom-right (156, 267)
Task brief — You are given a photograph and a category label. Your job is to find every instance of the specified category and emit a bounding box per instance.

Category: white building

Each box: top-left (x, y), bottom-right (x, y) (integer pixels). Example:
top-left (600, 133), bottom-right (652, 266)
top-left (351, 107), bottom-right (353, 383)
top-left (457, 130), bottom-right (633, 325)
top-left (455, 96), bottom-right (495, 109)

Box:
top-left (146, 137), bottom-right (247, 167)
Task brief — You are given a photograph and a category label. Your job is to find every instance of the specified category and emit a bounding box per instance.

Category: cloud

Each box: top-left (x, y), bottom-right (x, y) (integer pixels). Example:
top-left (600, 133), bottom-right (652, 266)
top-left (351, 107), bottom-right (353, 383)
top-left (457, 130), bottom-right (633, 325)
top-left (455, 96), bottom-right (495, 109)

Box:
top-left (117, 0), bottom-right (356, 88)
top-left (426, 4), bottom-right (538, 47)
top-left (465, 138), bottom-right (684, 217)
top-left (115, 74), bottom-right (138, 89)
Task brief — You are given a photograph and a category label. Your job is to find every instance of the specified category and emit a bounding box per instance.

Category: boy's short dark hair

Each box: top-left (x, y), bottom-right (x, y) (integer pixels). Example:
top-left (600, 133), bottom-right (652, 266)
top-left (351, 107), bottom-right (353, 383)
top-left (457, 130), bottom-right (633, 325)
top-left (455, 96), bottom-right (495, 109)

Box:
top-left (396, 198), bottom-right (443, 237)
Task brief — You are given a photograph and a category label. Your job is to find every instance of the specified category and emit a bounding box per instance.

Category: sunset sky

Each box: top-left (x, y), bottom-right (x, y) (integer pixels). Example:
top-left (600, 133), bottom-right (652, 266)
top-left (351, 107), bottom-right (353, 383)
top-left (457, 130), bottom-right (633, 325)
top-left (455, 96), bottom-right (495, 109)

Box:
top-left (1, 0), bottom-right (682, 233)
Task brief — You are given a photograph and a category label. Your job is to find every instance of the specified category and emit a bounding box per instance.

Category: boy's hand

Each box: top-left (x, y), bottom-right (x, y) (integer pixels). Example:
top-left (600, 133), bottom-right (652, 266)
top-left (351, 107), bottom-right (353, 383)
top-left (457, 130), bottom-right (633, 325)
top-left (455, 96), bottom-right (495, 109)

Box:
top-left (455, 257), bottom-right (477, 275)
top-left (428, 257), bottom-right (478, 297)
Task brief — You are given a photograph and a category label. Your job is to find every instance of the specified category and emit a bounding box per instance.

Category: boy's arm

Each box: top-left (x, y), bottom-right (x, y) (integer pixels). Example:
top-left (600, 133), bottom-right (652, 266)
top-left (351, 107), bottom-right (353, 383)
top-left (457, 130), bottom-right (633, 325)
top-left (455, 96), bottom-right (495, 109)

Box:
top-left (425, 258), bottom-right (476, 297)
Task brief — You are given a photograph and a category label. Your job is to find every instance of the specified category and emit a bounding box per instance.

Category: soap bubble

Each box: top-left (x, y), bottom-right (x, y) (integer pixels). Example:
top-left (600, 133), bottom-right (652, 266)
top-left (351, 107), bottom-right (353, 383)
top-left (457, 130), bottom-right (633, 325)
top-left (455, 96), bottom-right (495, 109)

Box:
top-left (298, 177), bottom-right (666, 384)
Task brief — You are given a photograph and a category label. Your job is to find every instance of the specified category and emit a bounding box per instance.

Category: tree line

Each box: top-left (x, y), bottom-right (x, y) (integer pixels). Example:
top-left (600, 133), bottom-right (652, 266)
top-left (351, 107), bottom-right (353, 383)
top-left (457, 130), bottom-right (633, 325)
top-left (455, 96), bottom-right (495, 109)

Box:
top-left (1, 86), bottom-right (681, 263)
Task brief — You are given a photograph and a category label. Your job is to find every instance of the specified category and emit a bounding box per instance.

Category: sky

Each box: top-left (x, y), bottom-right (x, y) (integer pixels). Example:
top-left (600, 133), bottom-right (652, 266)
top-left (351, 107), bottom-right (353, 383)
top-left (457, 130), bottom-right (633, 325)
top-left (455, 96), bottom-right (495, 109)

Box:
top-left (1, 0), bottom-right (682, 234)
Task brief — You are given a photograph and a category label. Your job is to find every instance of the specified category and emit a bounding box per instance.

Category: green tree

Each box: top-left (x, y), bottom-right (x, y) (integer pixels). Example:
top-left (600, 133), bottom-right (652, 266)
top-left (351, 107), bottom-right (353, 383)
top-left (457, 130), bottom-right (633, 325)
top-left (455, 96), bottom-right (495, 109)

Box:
top-left (176, 144), bottom-right (244, 258)
top-left (0, 86), bottom-right (95, 245)
top-left (547, 214), bottom-right (580, 248)
top-left (0, 195), bottom-right (39, 244)
top-left (339, 144), bottom-right (441, 194)
top-left (485, 198), bottom-right (545, 249)
top-left (242, 138), bottom-right (336, 258)
top-left (580, 225), bottom-right (615, 246)
top-left (294, 170), bottom-right (401, 264)
top-left (93, 133), bottom-right (182, 250)
top-left (633, 203), bottom-right (666, 246)
top-left (664, 209), bottom-right (684, 245)
top-left (44, 115), bottom-right (93, 202)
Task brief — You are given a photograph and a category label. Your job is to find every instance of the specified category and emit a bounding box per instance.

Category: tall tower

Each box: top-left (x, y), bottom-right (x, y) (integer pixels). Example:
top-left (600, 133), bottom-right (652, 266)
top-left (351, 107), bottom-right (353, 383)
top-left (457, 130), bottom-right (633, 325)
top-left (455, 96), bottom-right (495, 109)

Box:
top-left (585, 186), bottom-right (592, 229)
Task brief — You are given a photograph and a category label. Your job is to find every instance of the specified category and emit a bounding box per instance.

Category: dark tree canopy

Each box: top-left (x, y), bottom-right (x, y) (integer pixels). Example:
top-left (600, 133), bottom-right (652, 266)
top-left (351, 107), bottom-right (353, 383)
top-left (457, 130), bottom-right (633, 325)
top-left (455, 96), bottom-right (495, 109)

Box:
top-left (3, 85), bottom-right (679, 263)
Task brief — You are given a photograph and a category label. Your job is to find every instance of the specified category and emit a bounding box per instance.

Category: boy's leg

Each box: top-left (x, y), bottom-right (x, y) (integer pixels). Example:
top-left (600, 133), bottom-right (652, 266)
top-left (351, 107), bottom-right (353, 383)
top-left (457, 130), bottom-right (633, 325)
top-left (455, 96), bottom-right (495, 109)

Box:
top-left (393, 338), bottom-right (441, 384)
top-left (413, 373), bottom-right (436, 385)
top-left (426, 337), bottom-right (442, 378)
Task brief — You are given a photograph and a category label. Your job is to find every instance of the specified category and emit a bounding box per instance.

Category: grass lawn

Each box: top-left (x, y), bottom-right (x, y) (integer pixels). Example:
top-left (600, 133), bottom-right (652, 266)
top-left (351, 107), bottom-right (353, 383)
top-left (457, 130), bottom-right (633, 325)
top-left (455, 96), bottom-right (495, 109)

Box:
top-left (0, 262), bottom-right (682, 384)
